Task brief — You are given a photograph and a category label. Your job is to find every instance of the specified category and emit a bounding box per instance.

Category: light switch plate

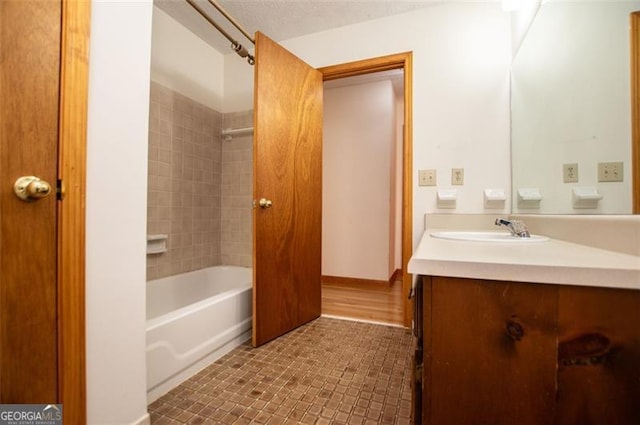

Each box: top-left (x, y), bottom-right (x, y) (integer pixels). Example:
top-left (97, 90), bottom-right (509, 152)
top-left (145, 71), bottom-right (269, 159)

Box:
top-left (419, 169), bottom-right (436, 186)
top-left (451, 168), bottom-right (464, 185)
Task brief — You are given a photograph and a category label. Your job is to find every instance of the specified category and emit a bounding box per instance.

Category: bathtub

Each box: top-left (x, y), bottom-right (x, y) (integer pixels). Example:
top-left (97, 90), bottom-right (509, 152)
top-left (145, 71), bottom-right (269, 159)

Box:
top-left (146, 266), bottom-right (252, 402)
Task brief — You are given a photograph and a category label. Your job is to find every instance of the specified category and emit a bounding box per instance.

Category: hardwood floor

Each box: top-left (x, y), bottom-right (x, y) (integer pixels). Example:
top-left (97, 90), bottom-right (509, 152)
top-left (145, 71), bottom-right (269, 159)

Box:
top-left (321, 276), bottom-right (404, 326)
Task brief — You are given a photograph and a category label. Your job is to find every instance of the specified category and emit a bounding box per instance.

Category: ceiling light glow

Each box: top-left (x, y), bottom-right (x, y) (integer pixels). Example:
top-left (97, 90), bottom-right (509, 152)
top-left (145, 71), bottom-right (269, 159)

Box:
top-left (502, 0), bottom-right (523, 12)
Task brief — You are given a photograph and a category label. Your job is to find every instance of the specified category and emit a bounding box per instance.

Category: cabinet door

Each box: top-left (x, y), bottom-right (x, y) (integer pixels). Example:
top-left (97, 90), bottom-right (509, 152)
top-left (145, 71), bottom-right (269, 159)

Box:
top-left (427, 277), bottom-right (558, 425)
top-left (556, 286), bottom-right (640, 425)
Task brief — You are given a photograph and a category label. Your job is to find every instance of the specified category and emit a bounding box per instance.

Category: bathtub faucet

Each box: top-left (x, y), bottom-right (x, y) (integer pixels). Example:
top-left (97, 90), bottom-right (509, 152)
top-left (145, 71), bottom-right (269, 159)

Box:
top-left (495, 218), bottom-right (530, 238)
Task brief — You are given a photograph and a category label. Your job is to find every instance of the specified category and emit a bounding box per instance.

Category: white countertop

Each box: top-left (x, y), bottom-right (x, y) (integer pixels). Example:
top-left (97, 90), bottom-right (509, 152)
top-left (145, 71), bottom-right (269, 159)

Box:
top-left (408, 229), bottom-right (640, 290)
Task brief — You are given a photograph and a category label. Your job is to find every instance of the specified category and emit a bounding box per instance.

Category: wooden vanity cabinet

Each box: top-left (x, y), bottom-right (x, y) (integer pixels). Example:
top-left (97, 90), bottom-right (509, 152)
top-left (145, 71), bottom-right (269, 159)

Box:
top-left (556, 286), bottom-right (640, 425)
top-left (416, 276), bottom-right (640, 425)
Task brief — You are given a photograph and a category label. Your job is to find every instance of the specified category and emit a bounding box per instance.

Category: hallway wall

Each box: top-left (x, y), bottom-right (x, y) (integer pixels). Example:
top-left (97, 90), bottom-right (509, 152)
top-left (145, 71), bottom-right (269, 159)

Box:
top-left (323, 80), bottom-right (396, 281)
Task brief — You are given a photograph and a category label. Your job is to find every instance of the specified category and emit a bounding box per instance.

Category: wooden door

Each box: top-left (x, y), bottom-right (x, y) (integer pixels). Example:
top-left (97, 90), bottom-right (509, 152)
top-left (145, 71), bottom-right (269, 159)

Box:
top-left (0, 0), bottom-right (61, 402)
top-left (427, 277), bottom-right (558, 425)
top-left (252, 32), bottom-right (323, 347)
top-left (556, 286), bottom-right (640, 424)
top-left (0, 1), bottom-right (87, 420)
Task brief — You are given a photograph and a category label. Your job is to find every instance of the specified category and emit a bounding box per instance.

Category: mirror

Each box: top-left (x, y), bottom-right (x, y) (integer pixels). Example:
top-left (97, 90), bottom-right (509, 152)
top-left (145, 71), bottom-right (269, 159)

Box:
top-left (511, 1), bottom-right (640, 214)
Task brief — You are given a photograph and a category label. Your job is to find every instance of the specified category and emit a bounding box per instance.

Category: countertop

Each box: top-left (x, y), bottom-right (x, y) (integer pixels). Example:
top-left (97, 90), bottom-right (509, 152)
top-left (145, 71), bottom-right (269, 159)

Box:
top-left (408, 229), bottom-right (640, 290)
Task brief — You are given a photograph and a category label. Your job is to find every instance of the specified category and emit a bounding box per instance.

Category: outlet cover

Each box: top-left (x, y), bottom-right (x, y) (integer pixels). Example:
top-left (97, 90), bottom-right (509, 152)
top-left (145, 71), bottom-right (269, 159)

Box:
top-left (419, 169), bottom-right (436, 186)
top-left (598, 161), bottom-right (623, 182)
top-left (563, 163), bottom-right (579, 183)
top-left (451, 168), bottom-right (464, 185)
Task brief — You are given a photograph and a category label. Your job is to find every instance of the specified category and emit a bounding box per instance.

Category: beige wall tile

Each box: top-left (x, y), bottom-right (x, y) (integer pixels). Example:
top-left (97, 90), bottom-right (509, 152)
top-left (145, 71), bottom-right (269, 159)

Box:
top-left (147, 82), bottom-right (252, 281)
top-left (147, 82), bottom-right (224, 281)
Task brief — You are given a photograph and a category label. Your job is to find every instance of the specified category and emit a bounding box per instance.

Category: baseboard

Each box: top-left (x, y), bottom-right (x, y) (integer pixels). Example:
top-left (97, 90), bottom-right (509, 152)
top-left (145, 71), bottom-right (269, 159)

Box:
top-left (322, 275), bottom-right (390, 287)
top-left (322, 271), bottom-right (403, 287)
top-left (131, 413), bottom-right (151, 425)
top-left (389, 268), bottom-right (403, 283)
top-left (321, 314), bottom-right (405, 328)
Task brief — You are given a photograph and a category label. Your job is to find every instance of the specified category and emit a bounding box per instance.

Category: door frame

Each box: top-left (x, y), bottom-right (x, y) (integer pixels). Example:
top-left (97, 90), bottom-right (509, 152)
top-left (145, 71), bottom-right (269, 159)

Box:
top-left (57, 0), bottom-right (90, 422)
top-left (318, 52), bottom-right (413, 327)
top-left (632, 11), bottom-right (639, 213)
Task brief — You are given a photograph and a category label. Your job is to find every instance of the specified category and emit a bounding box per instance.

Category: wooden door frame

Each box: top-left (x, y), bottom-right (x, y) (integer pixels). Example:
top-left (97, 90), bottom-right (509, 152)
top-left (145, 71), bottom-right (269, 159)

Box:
top-left (319, 52), bottom-right (414, 327)
top-left (632, 11), bottom-right (639, 214)
top-left (57, 0), bottom-right (90, 422)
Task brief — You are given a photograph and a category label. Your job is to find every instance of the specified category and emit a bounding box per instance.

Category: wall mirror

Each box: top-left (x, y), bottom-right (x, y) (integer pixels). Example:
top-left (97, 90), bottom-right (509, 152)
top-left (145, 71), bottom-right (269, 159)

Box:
top-left (511, 0), bottom-right (640, 214)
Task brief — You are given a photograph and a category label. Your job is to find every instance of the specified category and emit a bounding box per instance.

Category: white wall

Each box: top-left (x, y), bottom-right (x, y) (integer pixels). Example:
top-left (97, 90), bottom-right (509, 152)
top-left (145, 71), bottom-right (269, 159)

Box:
top-left (223, 51), bottom-right (254, 113)
top-left (86, 1), bottom-right (152, 424)
top-left (151, 6), bottom-right (224, 111)
top-left (323, 80), bottom-right (395, 281)
top-left (280, 4), bottom-right (512, 246)
top-left (511, 1), bottom-right (637, 214)
top-left (510, 0), bottom-right (541, 58)
top-left (393, 94), bottom-right (404, 271)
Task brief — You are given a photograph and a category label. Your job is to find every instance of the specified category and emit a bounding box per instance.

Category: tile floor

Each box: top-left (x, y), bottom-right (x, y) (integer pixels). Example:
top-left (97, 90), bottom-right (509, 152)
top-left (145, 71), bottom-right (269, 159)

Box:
top-left (148, 317), bottom-right (413, 424)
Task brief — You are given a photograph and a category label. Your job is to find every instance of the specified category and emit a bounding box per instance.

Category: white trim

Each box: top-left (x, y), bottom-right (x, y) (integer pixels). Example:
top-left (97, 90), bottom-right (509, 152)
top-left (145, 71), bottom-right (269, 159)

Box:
top-left (321, 314), bottom-right (405, 329)
top-left (131, 413), bottom-right (151, 425)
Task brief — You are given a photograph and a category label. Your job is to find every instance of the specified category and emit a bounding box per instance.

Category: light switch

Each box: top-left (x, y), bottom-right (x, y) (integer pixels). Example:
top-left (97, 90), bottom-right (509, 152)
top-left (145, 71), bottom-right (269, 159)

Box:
top-left (451, 168), bottom-right (464, 185)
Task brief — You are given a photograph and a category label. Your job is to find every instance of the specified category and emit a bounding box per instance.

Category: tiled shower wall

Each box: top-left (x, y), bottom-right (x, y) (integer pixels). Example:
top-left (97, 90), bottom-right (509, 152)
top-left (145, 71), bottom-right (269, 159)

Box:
top-left (147, 82), bottom-right (253, 280)
top-left (221, 111), bottom-right (253, 268)
top-left (147, 82), bottom-right (222, 280)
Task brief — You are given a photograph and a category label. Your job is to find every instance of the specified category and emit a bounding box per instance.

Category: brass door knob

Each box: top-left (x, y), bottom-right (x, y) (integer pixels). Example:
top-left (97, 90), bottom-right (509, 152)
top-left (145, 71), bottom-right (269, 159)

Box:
top-left (258, 198), bottom-right (273, 209)
top-left (14, 176), bottom-right (52, 201)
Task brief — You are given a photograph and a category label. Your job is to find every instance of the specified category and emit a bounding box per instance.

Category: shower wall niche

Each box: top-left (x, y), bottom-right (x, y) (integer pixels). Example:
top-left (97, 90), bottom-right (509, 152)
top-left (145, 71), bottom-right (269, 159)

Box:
top-left (147, 81), bottom-right (253, 280)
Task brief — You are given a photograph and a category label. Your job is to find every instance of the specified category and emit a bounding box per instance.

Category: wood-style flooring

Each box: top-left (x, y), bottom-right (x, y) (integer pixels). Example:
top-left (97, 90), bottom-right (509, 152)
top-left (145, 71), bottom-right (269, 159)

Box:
top-left (321, 277), bottom-right (404, 326)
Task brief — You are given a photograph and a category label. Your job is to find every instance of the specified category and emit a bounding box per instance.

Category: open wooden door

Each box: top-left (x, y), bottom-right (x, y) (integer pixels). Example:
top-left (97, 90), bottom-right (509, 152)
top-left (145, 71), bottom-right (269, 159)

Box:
top-left (252, 32), bottom-right (323, 347)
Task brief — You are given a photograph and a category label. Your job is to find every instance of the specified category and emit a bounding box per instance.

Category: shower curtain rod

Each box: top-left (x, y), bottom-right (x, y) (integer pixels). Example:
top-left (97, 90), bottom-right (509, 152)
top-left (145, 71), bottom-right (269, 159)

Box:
top-left (185, 0), bottom-right (255, 65)
top-left (206, 0), bottom-right (255, 46)
top-left (221, 126), bottom-right (254, 141)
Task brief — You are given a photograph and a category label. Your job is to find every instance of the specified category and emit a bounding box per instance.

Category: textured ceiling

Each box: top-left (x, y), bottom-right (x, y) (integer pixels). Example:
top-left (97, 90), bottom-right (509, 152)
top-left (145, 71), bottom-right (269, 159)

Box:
top-left (155, 0), bottom-right (448, 54)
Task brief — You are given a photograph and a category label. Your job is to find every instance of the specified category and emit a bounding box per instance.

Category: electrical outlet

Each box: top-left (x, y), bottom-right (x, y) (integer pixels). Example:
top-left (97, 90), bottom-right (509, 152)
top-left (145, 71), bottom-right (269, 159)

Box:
top-left (563, 163), bottom-right (579, 183)
top-left (419, 169), bottom-right (436, 186)
top-left (598, 161), bottom-right (624, 182)
top-left (451, 168), bottom-right (464, 185)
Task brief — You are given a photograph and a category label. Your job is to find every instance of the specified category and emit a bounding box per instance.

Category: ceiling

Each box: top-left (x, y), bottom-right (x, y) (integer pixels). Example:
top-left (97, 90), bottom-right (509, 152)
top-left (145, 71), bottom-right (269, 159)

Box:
top-left (154, 0), bottom-right (449, 54)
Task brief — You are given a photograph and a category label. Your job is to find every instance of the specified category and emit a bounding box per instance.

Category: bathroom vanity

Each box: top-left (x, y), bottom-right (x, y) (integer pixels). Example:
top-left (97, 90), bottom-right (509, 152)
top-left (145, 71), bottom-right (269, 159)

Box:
top-left (409, 216), bottom-right (640, 425)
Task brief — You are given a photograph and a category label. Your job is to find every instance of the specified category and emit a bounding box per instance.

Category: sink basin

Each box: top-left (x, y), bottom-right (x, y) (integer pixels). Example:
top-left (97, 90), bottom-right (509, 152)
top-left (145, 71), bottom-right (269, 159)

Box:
top-left (430, 231), bottom-right (549, 243)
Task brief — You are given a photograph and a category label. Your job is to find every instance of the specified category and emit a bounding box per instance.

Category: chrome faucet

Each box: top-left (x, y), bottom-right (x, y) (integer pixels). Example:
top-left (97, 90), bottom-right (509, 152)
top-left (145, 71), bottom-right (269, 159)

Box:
top-left (495, 218), bottom-right (530, 238)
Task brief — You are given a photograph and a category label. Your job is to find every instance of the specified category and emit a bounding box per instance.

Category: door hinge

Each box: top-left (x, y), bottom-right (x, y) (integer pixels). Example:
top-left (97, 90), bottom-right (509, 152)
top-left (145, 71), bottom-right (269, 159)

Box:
top-left (56, 179), bottom-right (65, 200)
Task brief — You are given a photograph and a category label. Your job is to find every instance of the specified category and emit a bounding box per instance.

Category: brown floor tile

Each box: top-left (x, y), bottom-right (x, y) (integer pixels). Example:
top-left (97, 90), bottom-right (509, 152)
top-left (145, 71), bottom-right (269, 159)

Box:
top-left (149, 317), bottom-right (412, 424)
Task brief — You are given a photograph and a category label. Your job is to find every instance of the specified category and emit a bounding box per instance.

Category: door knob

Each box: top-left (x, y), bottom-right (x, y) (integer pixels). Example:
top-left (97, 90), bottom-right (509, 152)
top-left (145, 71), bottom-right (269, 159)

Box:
top-left (14, 176), bottom-right (52, 201)
top-left (258, 198), bottom-right (272, 209)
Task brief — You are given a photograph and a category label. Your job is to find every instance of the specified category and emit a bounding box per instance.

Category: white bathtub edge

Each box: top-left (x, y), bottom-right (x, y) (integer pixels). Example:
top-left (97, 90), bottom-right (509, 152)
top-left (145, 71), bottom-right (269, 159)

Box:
top-left (147, 328), bottom-right (251, 404)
